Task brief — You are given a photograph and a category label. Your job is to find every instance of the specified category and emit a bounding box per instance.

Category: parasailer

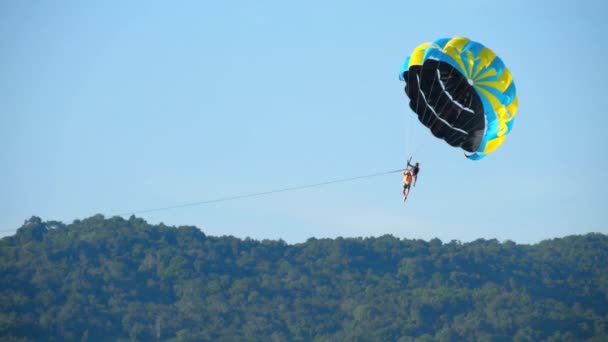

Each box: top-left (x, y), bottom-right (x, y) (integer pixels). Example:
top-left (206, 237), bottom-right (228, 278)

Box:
top-left (399, 36), bottom-right (518, 160)
top-left (402, 159), bottom-right (420, 201)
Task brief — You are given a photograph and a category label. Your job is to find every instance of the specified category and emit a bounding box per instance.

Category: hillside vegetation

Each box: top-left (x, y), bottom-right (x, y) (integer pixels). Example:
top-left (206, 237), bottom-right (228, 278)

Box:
top-left (1, 215), bottom-right (607, 341)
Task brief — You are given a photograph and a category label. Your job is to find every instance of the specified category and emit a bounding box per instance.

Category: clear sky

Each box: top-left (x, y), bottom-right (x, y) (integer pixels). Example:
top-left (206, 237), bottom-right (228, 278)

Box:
top-left (1, 0), bottom-right (607, 243)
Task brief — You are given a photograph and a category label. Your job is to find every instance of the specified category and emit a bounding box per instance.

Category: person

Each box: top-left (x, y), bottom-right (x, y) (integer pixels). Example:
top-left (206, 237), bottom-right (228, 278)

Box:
top-left (402, 160), bottom-right (420, 201)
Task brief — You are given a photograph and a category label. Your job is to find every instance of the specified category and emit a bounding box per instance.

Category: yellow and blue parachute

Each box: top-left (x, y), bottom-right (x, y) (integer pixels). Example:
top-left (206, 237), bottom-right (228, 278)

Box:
top-left (399, 37), bottom-right (518, 160)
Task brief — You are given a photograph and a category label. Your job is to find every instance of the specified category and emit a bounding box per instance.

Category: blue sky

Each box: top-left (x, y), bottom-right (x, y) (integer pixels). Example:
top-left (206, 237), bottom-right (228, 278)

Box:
top-left (1, 0), bottom-right (607, 243)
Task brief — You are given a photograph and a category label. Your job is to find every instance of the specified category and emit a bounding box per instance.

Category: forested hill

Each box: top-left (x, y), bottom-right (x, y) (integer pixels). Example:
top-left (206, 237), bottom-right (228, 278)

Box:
top-left (1, 216), bottom-right (607, 341)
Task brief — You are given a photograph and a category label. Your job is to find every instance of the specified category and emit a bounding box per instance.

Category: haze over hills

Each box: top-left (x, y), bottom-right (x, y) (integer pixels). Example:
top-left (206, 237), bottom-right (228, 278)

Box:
top-left (1, 215), bottom-right (607, 341)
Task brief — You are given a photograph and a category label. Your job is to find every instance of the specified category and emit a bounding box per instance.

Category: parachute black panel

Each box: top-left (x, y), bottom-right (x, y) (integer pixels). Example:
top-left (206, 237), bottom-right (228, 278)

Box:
top-left (405, 60), bottom-right (486, 152)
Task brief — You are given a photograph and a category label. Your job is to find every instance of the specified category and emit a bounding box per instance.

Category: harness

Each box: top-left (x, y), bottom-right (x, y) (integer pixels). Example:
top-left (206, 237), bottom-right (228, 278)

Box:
top-left (404, 172), bottom-right (413, 184)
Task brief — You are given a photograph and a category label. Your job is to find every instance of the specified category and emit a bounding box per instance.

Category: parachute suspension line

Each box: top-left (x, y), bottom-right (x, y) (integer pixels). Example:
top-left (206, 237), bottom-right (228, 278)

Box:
top-left (406, 92), bottom-right (418, 164)
top-left (114, 169), bottom-right (406, 217)
top-left (405, 102), bottom-right (413, 160)
top-left (401, 75), bottom-right (414, 161)
top-left (404, 95), bottom-right (420, 163)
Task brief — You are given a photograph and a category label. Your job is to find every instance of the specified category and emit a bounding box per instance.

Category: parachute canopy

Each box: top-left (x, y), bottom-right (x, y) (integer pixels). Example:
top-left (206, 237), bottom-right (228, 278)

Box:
top-left (400, 37), bottom-right (518, 160)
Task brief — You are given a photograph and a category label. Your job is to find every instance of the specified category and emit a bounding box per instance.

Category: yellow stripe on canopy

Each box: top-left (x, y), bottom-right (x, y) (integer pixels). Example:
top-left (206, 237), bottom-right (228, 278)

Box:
top-left (482, 135), bottom-right (506, 154)
top-left (408, 42), bottom-right (431, 67)
top-left (445, 36), bottom-right (470, 53)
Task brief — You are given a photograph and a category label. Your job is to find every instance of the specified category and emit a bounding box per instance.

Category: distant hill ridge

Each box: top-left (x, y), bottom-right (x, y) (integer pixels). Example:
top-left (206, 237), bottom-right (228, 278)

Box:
top-left (1, 215), bottom-right (607, 341)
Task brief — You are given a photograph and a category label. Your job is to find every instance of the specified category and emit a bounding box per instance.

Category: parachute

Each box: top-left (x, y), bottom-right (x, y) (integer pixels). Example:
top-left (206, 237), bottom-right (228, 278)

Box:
top-left (399, 37), bottom-right (518, 160)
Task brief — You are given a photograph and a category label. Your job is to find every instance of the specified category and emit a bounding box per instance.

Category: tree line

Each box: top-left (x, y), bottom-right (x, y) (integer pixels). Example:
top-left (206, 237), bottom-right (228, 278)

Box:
top-left (1, 215), bottom-right (607, 341)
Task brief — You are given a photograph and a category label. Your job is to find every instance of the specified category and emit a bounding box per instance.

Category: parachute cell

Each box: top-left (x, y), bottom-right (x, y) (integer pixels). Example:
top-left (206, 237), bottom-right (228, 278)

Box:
top-left (400, 37), bottom-right (518, 160)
